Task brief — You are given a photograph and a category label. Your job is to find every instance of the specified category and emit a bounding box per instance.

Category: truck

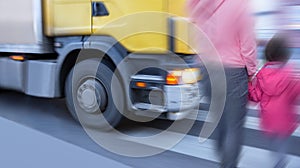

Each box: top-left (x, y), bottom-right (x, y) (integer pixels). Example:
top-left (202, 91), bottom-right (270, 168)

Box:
top-left (0, 0), bottom-right (201, 129)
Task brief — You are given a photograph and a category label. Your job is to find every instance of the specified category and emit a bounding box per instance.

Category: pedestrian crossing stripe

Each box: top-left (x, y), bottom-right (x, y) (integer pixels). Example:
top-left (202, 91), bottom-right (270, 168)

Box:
top-left (119, 126), bottom-right (300, 168)
top-left (187, 110), bottom-right (300, 138)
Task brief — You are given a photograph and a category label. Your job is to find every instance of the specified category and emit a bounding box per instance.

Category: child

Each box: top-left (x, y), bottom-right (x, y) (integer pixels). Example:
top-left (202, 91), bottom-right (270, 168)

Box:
top-left (248, 34), bottom-right (299, 167)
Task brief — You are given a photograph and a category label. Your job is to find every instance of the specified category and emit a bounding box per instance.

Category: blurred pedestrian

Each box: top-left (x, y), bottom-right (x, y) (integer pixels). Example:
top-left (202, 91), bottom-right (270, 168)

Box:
top-left (186, 0), bottom-right (257, 167)
top-left (249, 34), bottom-right (299, 167)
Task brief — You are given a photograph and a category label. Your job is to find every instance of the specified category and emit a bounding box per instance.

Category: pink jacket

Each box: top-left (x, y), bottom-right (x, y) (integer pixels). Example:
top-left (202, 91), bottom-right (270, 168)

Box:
top-left (186, 0), bottom-right (257, 75)
top-left (249, 62), bottom-right (300, 137)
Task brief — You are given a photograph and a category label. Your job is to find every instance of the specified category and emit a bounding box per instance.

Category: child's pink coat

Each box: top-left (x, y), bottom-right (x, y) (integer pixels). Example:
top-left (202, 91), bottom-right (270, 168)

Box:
top-left (249, 62), bottom-right (300, 137)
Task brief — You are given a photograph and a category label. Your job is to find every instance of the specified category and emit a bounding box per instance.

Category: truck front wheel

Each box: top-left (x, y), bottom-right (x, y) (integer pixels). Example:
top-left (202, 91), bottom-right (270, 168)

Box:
top-left (65, 58), bottom-right (124, 130)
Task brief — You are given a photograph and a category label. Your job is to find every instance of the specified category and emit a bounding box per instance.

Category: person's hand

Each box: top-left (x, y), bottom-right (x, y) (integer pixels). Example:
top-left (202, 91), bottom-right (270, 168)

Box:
top-left (248, 75), bottom-right (254, 81)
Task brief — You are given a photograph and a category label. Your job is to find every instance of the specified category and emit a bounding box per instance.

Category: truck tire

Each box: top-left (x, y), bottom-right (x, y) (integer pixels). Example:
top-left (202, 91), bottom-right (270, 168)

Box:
top-left (65, 58), bottom-right (124, 130)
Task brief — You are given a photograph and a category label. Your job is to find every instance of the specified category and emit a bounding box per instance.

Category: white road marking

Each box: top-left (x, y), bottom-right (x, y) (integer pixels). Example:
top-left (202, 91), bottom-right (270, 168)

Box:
top-left (120, 126), bottom-right (300, 168)
top-left (0, 117), bottom-right (130, 168)
top-left (186, 110), bottom-right (300, 137)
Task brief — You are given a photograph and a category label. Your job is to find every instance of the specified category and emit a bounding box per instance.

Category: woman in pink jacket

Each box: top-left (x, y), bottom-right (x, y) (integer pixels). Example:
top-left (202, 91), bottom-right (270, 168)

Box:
top-left (249, 35), bottom-right (299, 167)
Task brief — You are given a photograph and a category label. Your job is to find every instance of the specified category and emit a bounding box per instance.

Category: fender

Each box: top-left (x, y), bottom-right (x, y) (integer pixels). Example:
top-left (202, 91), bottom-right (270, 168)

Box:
top-left (83, 36), bottom-right (127, 65)
top-left (54, 36), bottom-right (127, 97)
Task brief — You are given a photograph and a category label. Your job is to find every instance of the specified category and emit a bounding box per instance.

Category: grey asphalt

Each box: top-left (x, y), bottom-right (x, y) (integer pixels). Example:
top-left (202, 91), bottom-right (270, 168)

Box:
top-left (0, 117), bottom-right (131, 168)
top-left (1, 90), bottom-right (300, 167)
top-left (0, 90), bottom-right (218, 168)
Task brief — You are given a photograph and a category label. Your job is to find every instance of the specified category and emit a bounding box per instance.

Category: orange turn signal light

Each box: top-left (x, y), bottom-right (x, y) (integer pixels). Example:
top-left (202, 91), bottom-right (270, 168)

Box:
top-left (136, 82), bottom-right (147, 88)
top-left (10, 55), bottom-right (25, 61)
top-left (166, 74), bottom-right (179, 85)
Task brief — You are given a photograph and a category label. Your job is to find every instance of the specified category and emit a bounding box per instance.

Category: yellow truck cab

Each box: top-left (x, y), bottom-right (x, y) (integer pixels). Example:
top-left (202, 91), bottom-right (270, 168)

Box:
top-left (0, 0), bottom-right (200, 128)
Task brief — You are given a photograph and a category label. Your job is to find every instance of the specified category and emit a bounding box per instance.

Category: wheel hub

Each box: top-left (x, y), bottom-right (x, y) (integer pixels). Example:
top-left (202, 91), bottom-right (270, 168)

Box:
top-left (77, 79), bottom-right (107, 113)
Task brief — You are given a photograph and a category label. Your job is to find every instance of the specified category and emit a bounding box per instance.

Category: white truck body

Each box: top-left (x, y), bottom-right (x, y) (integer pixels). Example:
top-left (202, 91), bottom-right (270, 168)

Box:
top-left (0, 0), bottom-right (52, 53)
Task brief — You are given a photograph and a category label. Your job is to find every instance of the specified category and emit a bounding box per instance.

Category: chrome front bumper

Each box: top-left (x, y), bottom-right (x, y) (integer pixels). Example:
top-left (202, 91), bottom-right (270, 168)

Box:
top-left (164, 83), bottom-right (200, 120)
top-left (132, 83), bottom-right (200, 120)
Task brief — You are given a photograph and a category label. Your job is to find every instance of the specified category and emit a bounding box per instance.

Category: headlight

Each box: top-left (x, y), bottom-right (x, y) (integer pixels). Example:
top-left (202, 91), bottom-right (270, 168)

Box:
top-left (166, 68), bottom-right (201, 85)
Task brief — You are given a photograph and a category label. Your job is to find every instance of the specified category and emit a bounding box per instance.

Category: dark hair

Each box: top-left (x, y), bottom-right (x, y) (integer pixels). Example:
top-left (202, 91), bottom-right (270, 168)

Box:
top-left (264, 34), bottom-right (291, 62)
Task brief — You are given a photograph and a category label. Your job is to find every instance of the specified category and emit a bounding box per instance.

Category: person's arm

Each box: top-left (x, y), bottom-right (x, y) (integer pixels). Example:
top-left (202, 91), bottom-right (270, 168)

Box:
top-left (186, 0), bottom-right (200, 22)
top-left (238, 9), bottom-right (258, 76)
top-left (289, 74), bottom-right (300, 102)
top-left (186, 0), bottom-right (224, 24)
top-left (248, 75), bottom-right (262, 102)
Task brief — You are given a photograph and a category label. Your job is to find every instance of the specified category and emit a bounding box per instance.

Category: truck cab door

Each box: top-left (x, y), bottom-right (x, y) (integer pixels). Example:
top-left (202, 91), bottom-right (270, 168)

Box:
top-left (91, 0), bottom-right (169, 53)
